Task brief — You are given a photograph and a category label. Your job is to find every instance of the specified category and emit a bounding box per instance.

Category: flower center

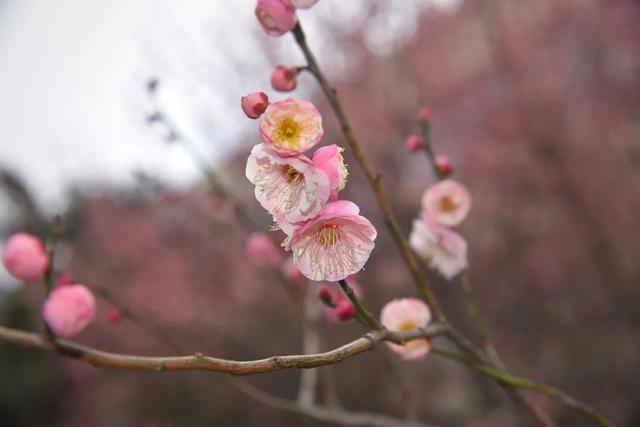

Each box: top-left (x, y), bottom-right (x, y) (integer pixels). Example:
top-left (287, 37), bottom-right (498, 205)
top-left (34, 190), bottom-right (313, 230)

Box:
top-left (317, 224), bottom-right (340, 247)
top-left (398, 321), bottom-right (416, 332)
top-left (275, 117), bottom-right (302, 149)
top-left (438, 196), bottom-right (458, 213)
top-left (279, 165), bottom-right (301, 184)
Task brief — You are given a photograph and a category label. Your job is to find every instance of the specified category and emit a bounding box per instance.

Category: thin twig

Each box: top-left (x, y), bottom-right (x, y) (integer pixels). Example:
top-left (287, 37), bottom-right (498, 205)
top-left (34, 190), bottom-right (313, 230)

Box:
top-left (291, 24), bottom-right (441, 319)
top-left (337, 279), bottom-right (380, 330)
top-left (432, 348), bottom-right (612, 427)
top-left (292, 21), bottom-right (561, 427)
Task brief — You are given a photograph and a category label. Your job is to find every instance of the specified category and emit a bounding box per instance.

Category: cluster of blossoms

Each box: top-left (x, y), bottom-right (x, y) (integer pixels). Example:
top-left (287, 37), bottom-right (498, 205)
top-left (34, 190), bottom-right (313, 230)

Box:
top-left (243, 96), bottom-right (377, 282)
top-left (409, 177), bottom-right (471, 279)
top-left (2, 233), bottom-right (97, 337)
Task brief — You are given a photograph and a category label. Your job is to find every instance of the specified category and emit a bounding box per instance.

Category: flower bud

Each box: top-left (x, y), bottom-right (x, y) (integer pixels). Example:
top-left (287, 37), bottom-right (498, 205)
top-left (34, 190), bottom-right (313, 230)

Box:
top-left (241, 91), bottom-right (269, 119)
top-left (43, 284), bottom-right (96, 338)
top-left (405, 134), bottom-right (424, 152)
top-left (271, 66), bottom-right (297, 92)
top-left (56, 272), bottom-right (74, 287)
top-left (435, 155), bottom-right (453, 178)
top-left (333, 300), bottom-right (356, 321)
top-left (255, 0), bottom-right (297, 36)
top-left (315, 284), bottom-right (334, 307)
top-left (106, 307), bottom-right (123, 325)
top-left (2, 233), bottom-right (49, 282)
top-left (245, 232), bottom-right (284, 267)
top-left (417, 106), bottom-right (431, 123)
top-left (312, 144), bottom-right (347, 198)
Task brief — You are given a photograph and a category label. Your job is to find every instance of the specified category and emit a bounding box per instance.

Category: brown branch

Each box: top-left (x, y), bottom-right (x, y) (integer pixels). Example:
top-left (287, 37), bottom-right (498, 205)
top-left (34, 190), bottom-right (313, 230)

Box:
top-left (0, 323), bottom-right (447, 376)
top-left (338, 279), bottom-right (381, 330)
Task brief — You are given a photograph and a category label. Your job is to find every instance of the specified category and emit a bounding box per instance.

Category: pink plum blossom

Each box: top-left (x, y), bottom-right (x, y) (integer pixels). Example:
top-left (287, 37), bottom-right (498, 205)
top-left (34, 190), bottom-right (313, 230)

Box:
top-left (312, 144), bottom-right (348, 199)
top-left (271, 66), bottom-right (297, 92)
top-left (246, 144), bottom-right (330, 223)
top-left (255, 0), bottom-right (297, 36)
top-left (409, 214), bottom-right (468, 280)
top-left (241, 91), bottom-right (269, 119)
top-left (259, 98), bottom-right (323, 156)
top-left (380, 298), bottom-right (432, 361)
top-left (284, 200), bottom-right (377, 282)
top-left (43, 284), bottom-right (96, 338)
top-left (290, 0), bottom-right (319, 8)
top-left (421, 179), bottom-right (471, 226)
top-left (405, 134), bottom-right (424, 152)
top-left (245, 232), bottom-right (285, 267)
top-left (2, 233), bottom-right (49, 282)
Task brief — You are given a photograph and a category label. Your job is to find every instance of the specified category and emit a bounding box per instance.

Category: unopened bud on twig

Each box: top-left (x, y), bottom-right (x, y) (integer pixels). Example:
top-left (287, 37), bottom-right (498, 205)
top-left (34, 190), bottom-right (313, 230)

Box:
top-left (271, 66), bottom-right (297, 92)
top-left (405, 134), bottom-right (424, 152)
top-left (241, 92), bottom-right (270, 119)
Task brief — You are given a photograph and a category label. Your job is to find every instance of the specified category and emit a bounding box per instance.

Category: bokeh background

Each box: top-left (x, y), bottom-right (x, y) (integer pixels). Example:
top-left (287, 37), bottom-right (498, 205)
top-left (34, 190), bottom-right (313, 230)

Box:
top-left (1, 0), bottom-right (639, 426)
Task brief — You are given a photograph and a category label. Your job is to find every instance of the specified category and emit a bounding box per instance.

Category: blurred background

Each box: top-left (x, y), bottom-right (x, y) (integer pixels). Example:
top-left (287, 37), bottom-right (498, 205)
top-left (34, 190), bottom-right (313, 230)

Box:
top-left (1, 0), bottom-right (639, 425)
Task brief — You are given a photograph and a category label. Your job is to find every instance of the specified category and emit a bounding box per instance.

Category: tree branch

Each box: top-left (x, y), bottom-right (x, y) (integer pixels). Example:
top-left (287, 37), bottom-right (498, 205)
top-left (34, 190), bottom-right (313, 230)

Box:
top-left (0, 323), bottom-right (447, 376)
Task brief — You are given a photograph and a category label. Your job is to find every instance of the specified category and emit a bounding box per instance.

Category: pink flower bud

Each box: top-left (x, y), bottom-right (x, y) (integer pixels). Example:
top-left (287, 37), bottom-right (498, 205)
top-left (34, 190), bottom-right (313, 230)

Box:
top-left (333, 300), bottom-right (356, 321)
top-left (405, 134), bottom-right (424, 152)
top-left (417, 106), bottom-right (431, 122)
top-left (241, 91), bottom-right (269, 119)
top-left (312, 144), bottom-right (348, 198)
top-left (271, 66), bottom-right (297, 92)
top-left (43, 284), bottom-right (96, 338)
top-left (245, 232), bottom-right (284, 267)
top-left (435, 155), bottom-right (453, 178)
top-left (290, 0), bottom-right (319, 8)
top-left (255, 0), bottom-right (297, 36)
top-left (56, 272), bottom-right (74, 287)
top-left (2, 233), bottom-right (49, 282)
top-left (106, 307), bottom-right (123, 325)
top-left (315, 284), bottom-right (334, 306)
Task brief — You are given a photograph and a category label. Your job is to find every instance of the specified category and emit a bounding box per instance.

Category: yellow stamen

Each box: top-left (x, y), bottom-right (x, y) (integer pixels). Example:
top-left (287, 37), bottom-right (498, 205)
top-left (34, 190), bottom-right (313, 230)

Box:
top-left (274, 117), bottom-right (302, 149)
top-left (439, 196), bottom-right (458, 213)
top-left (317, 225), bottom-right (340, 247)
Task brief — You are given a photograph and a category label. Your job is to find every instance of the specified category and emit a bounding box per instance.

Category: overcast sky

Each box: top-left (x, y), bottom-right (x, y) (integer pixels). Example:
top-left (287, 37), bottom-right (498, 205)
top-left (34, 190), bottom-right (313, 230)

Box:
top-left (0, 0), bottom-right (463, 216)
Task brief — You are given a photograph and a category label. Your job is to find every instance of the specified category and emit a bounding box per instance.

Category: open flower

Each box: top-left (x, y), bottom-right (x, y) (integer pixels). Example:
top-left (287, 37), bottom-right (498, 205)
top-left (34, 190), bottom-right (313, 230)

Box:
top-left (285, 200), bottom-right (377, 281)
top-left (421, 180), bottom-right (471, 227)
top-left (2, 233), bottom-right (49, 282)
top-left (255, 0), bottom-right (297, 36)
top-left (312, 144), bottom-right (348, 199)
top-left (380, 298), bottom-right (432, 361)
top-left (409, 214), bottom-right (468, 280)
top-left (259, 98), bottom-right (323, 156)
top-left (43, 284), bottom-right (96, 338)
top-left (246, 144), bottom-right (330, 223)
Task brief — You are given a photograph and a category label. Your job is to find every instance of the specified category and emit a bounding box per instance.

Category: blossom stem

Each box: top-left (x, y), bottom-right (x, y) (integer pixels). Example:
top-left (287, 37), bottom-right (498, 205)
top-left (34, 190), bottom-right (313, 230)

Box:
top-left (432, 347), bottom-right (611, 427)
top-left (337, 280), bottom-right (380, 330)
top-left (43, 215), bottom-right (62, 296)
top-left (292, 23), bottom-right (442, 320)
